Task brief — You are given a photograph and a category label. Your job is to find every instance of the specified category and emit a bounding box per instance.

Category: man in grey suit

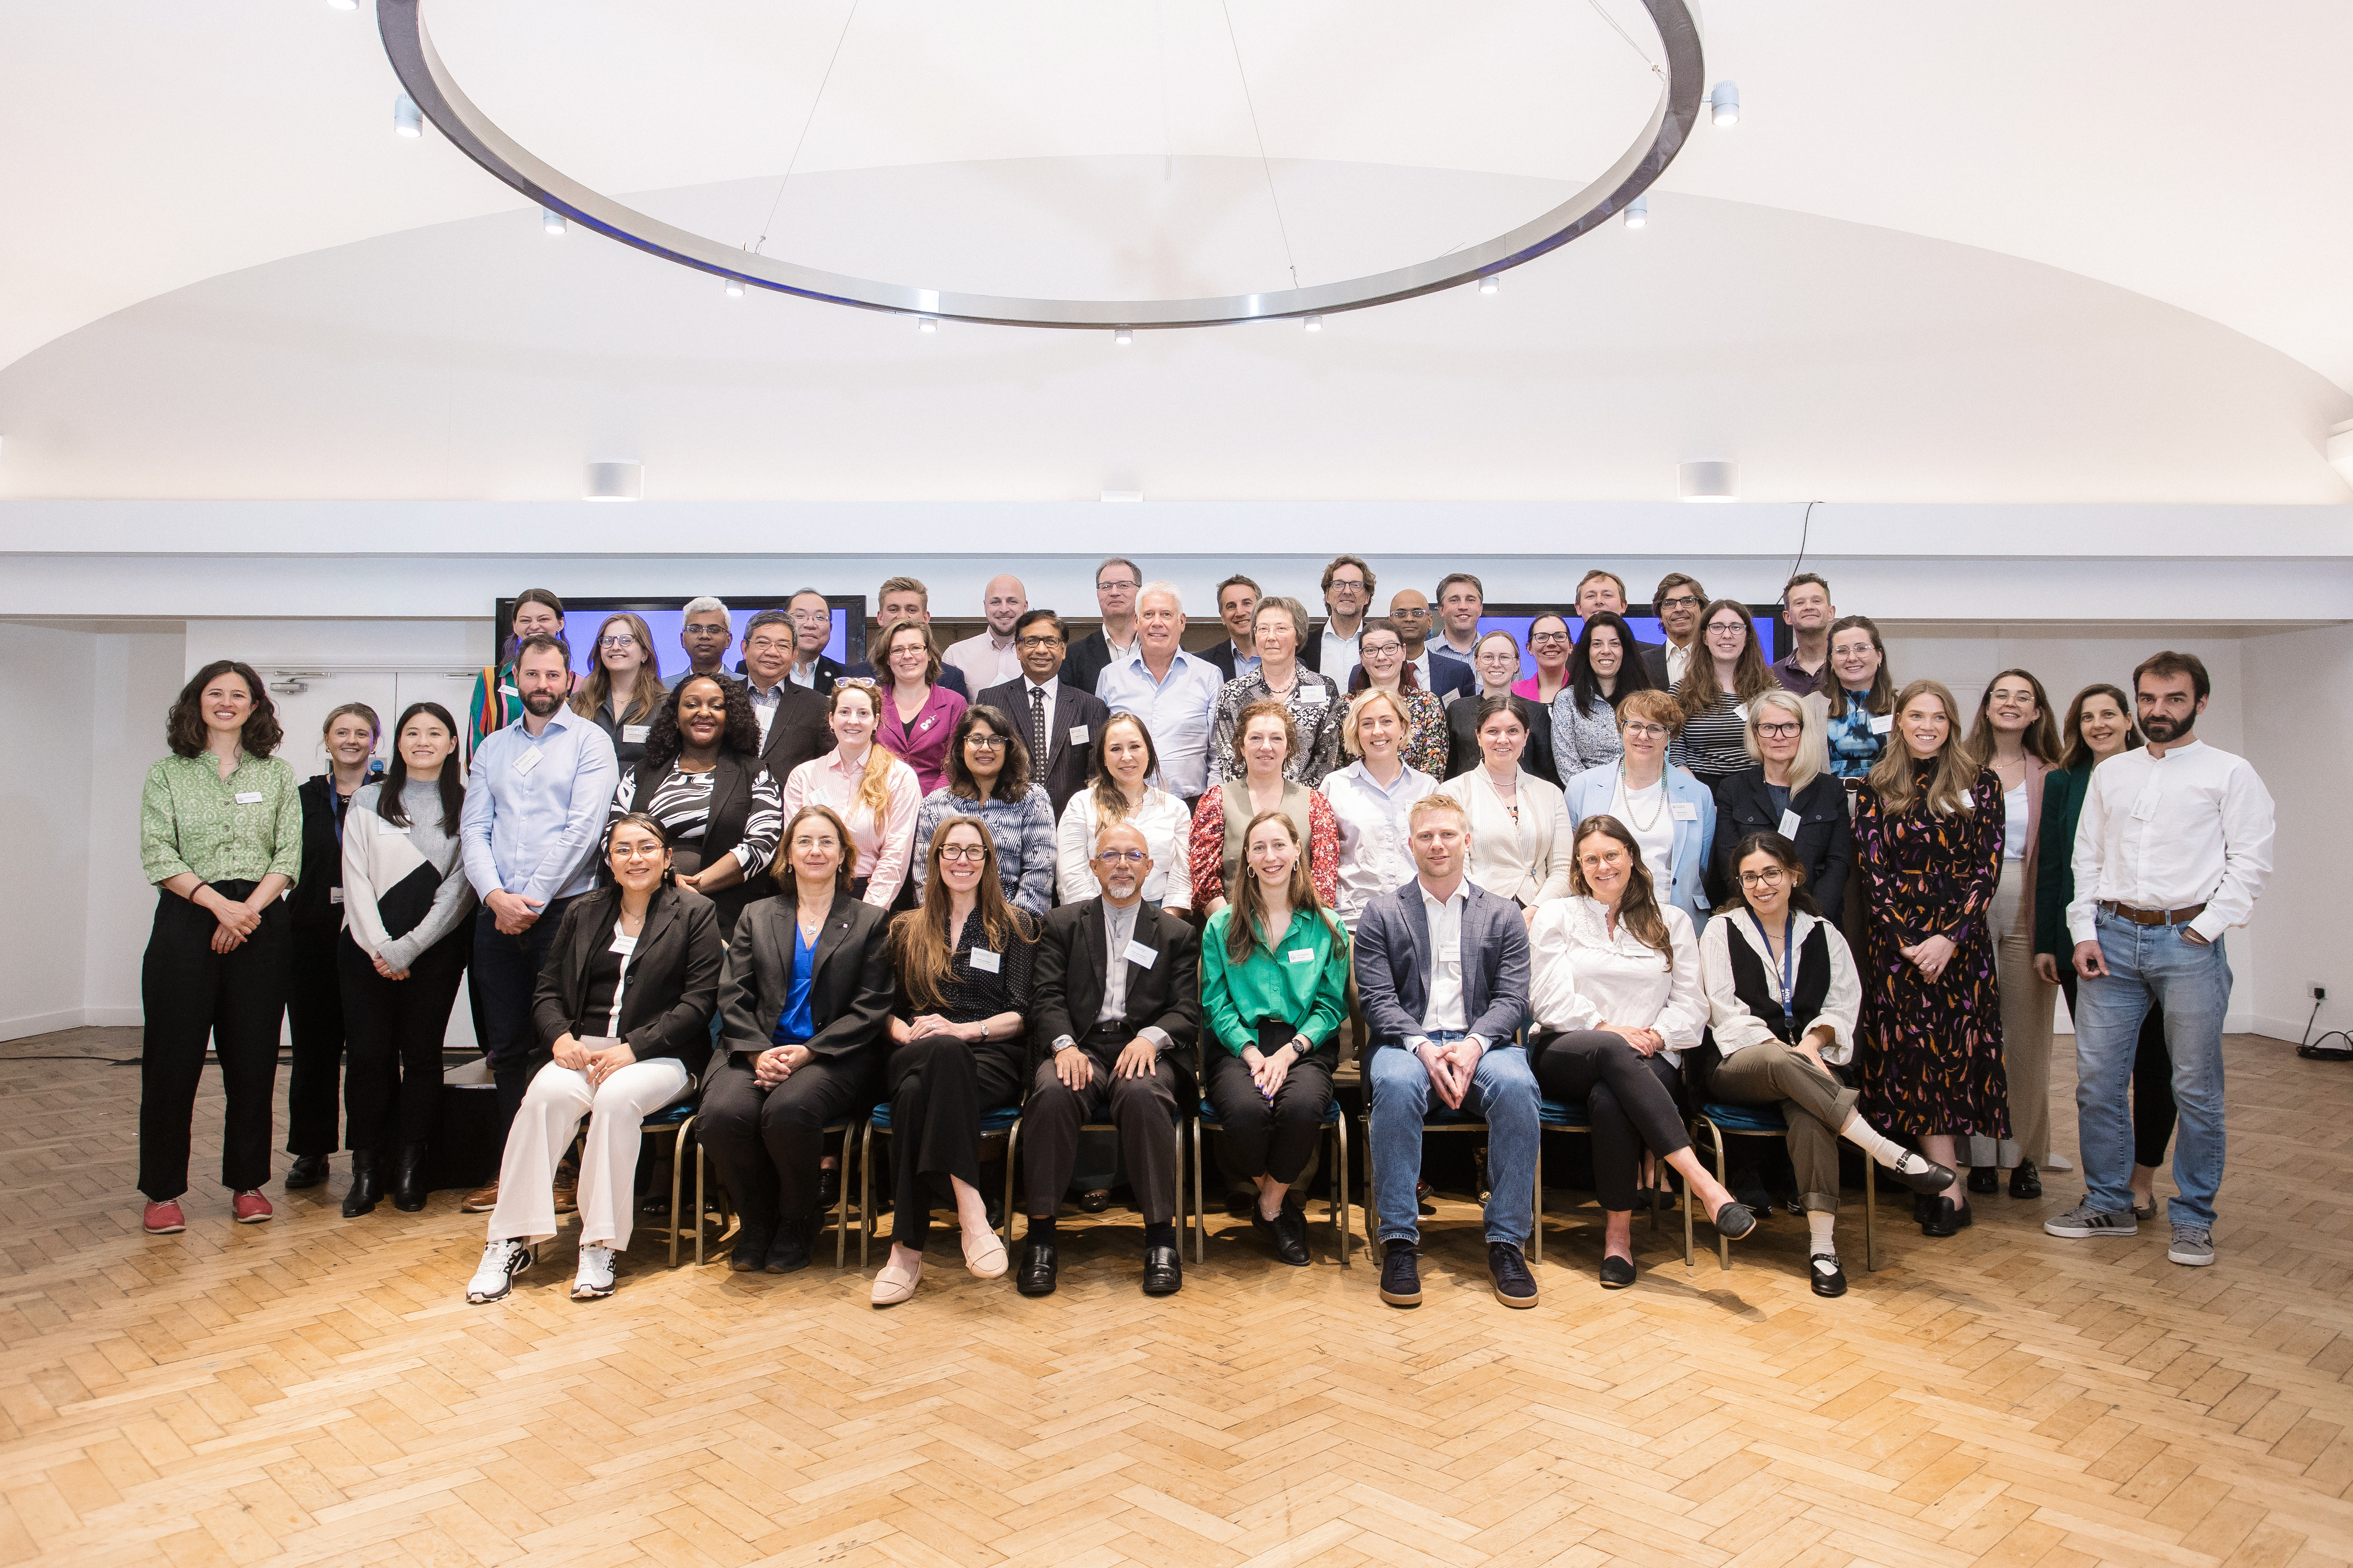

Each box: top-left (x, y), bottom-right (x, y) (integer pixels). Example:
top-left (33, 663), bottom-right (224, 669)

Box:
top-left (1355, 792), bottom-right (1539, 1310)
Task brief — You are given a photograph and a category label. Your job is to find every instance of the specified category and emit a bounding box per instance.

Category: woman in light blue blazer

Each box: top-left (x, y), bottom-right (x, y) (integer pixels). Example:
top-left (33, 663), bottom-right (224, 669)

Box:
top-left (1563, 690), bottom-right (1714, 926)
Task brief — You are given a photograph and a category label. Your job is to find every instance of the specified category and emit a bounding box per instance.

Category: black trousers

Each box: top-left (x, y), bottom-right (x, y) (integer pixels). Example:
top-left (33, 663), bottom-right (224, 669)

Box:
top-left (882, 1035), bottom-right (1024, 1251)
top-left (1206, 1048), bottom-right (1334, 1185)
top-left (138, 885), bottom-right (289, 1201)
top-left (2060, 971), bottom-right (2174, 1169)
top-left (339, 927), bottom-right (468, 1150)
top-left (470, 897), bottom-right (572, 1144)
top-left (698, 1051), bottom-right (877, 1235)
top-left (284, 923), bottom-right (346, 1156)
top-left (1534, 1030), bottom-right (1690, 1213)
top-left (1022, 1032), bottom-right (1184, 1224)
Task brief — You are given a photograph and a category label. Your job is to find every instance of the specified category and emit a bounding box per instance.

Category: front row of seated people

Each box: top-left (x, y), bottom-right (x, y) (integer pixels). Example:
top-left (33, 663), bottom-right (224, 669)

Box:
top-left (467, 793), bottom-right (1957, 1310)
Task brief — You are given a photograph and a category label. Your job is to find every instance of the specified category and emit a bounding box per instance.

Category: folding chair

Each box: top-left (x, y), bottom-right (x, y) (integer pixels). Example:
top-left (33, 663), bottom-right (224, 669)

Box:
top-left (692, 1116), bottom-right (862, 1267)
top-left (1004, 1102), bottom-right (1190, 1238)
top-left (1534, 1097), bottom-right (1691, 1268)
top-left (855, 1103), bottom-right (1022, 1265)
top-left (1689, 1101), bottom-right (1877, 1272)
top-left (1191, 1096), bottom-right (1351, 1266)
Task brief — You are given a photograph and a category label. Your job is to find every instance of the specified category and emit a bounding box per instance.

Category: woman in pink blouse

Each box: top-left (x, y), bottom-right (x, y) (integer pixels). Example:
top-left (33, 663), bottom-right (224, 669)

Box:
top-left (874, 622), bottom-right (967, 795)
top-left (780, 681), bottom-right (924, 908)
top-left (1512, 613), bottom-right (1574, 708)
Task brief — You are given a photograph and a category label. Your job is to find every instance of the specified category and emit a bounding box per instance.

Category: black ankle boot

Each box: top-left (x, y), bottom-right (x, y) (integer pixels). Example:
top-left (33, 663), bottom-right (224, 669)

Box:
top-left (392, 1143), bottom-right (430, 1212)
top-left (342, 1150), bottom-right (383, 1217)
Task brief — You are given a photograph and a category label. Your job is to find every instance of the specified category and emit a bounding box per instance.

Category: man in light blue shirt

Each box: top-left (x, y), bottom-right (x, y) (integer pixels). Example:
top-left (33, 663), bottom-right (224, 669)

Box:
top-left (460, 633), bottom-right (620, 1170)
top-left (1093, 582), bottom-right (1224, 805)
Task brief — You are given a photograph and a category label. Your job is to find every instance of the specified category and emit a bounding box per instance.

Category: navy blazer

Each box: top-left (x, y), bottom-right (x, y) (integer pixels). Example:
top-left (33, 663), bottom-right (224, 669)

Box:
top-left (1353, 878), bottom-right (1530, 1052)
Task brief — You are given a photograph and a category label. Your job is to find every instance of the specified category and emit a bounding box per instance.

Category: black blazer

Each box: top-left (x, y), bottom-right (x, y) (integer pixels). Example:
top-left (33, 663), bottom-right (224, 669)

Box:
top-left (1635, 640), bottom-right (1676, 689)
top-left (1707, 767), bottom-right (1852, 918)
top-left (717, 890), bottom-right (893, 1066)
top-left (1443, 692), bottom-right (1561, 789)
top-left (1058, 629), bottom-right (1123, 701)
top-left (625, 749), bottom-right (773, 938)
top-left (288, 773), bottom-right (361, 932)
top-left (1029, 897), bottom-right (1201, 1085)
top-left (531, 884), bottom-right (724, 1078)
top-left (1199, 641), bottom-right (1252, 683)
top-left (584, 702), bottom-right (652, 770)
top-left (754, 679), bottom-right (834, 788)
top-left (976, 676), bottom-right (1113, 821)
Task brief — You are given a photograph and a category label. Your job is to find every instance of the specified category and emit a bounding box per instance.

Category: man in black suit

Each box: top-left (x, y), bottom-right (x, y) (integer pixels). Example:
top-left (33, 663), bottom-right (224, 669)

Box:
top-left (780, 590), bottom-right (875, 695)
top-left (1018, 820), bottom-right (1201, 1297)
top-left (740, 610), bottom-right (834, 789)
top-left (1057, 555), bottom-right (1143, 698)
top-left (1200, 573), bottom-right (1262, 684)
top-left (977, 609), bottom-right (1111, 822)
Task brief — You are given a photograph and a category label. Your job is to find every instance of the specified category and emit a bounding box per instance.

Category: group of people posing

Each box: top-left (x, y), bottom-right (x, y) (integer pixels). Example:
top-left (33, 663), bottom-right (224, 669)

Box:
top-left (131, 558), bottom-right (2275, 1310)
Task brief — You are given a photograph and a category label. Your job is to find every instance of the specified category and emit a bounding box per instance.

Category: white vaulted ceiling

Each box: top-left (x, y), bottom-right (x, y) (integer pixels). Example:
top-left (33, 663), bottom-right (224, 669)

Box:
top-left (0, 0), bottom-right (2347, 503)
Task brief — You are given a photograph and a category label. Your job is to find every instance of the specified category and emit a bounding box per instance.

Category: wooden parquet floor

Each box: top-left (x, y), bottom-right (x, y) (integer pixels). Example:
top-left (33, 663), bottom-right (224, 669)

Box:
top-left (3, 1029), bottom-right (2350, 1568)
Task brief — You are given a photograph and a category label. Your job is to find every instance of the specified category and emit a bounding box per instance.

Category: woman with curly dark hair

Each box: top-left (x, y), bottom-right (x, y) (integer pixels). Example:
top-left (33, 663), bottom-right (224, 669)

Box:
top-left (610, 673), bottom-right (781, 939)
top-left (136, 659), bottom-right (302, 1235)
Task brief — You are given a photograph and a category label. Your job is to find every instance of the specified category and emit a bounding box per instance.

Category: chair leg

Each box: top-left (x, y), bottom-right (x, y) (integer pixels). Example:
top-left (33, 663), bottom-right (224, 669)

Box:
top-left (695, 1139), bottom-right (707, 1268)
top-left (1191, 1121), bottom-right (1205, 1266)
top-left (667, 1119), bottom-right (690, 1269)
top-left (1864, 1152), bottom-right (1878, 1273)
top-left (836, 1124), bottom-right (855, 1270)
top-left (1173, 1117), bottom-right (1187, 1252)
top-left (1710, 1121), bottom-right (1731, 1272)
top-left (1333, 1114), bottom-right (1351, 1269)
top-left (1532, 1132), bottom-right (1543, 1266)
top-left (859, 1124), bottom-right (875, 1269)
top-left (1361, 1114), bottom-right (1379, 1244)
top-left (1005, 1122), bottom-right (1025, 1242)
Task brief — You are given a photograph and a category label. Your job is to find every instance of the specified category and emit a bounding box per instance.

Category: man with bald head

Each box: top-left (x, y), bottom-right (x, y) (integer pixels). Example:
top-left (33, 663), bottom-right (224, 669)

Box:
top-left (1388, 588), bottom-right (1474, 704)
top-left (943, 574), bottom-right (1030, 693)
top-left (1018, 820), bottom-right (1202, 1297)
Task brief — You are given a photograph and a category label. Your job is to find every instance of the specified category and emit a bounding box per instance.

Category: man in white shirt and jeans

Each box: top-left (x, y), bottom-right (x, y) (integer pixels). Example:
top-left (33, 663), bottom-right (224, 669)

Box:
top-left (2048, 651), bottom-right (2274, 1267)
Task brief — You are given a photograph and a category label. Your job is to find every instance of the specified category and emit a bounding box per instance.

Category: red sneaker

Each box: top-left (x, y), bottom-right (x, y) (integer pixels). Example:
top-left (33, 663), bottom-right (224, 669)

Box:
top-left (232, 1190), bottom-right (275, 1224)
top-left (143, 1201), bottom-right (186, 1234)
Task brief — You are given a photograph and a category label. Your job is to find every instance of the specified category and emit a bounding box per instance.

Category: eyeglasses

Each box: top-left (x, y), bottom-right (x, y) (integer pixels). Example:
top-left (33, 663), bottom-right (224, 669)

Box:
top-left (1390, 605), bottom-right (1430, 618)
top-left (1094, 849), bottom-right (1148, 865)
top-left (1755, 722), bottom-right (1801, 738)
top-left (1706, 622), bottom-right (1748, 636)
top-left (1738, 866), bottom-right (1788, 887)
top-left (1015, 635), bottom-right (1063, 650)
top-left (1328, 576), bottom-right (1366, 592)
top-left (1097, 578), bottom-right (1140, 594)
top-left (937, 844), bottom-right (989, 863)
top-left (1529, 632), bottom-right (1570, 646)
top-left (598, 635), bottom-right (639, 650)
top-left (682, 622), bottom-right (728, 636)
top-left (1622, 721), bottom-right (1669, 739)
top-left (965, 734), bottom-right (1006, 750)
top-left (1658, 594), bottom-right (1702, 610)
top-left (613, 844), bottom-right (666, 861)
top-left (787, 609), bottom-right (832, 624)
top-left (1358, 641), bottom-right (1402, 657)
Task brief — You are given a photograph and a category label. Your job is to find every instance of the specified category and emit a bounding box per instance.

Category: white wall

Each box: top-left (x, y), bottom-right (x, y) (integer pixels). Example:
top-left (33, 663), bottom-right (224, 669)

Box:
top-left (80, 631), bottom-right (186, 1029)
top-left (0, 624), bottom-right (96, 1037)
top-left (2241, 623), bottom-right (2353, 1043)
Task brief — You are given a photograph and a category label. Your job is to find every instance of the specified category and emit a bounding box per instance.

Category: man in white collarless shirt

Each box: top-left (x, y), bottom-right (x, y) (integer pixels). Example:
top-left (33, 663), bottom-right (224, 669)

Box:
top-left (2048, 651), bottom-right (2273, 1268)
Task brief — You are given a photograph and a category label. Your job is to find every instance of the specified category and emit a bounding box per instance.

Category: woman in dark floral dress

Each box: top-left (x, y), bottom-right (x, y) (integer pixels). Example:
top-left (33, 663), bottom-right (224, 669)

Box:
top-left (1854, 678), bottom-right (2009, 1239)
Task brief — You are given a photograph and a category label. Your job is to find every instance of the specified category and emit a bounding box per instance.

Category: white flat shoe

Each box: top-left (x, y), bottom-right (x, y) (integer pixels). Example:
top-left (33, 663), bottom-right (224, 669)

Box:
top-left (871, 1258), bottom-right (922, 1306)
top-left (962, 1227), bottom-right (1008, 1279)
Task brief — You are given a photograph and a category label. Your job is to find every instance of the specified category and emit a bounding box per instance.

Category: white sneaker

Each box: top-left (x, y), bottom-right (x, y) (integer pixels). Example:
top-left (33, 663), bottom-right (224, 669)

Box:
top-left (572, 1243), bottom-right (617, 1299)
top-left (466, 1238), bottom-right (533, 1303)
top-left (2043, 1154), bottom-right (2074, 1173)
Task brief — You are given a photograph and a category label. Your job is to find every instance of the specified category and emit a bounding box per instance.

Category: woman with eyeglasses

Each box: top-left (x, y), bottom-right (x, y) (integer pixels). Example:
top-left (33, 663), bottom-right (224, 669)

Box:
top-left (1056, 711), bottom-right (1194, 911)
top-left (1564, 690), bottom-right (1714, 927)
top-left (1695, 832), bottom-right (1956, 1296)
top-left (1514, 613), bottom-right (1576, 709)
top-left (612, 673), bottom-right (783, 942)
top-left (1671, 600), bottom-right (1780, 790)
top-left (1447, 629), bottom-right (1560, 788)
top-left (1550, 610), bottom-right (1656, 784)
top-left (1343, 617), bottom-right (1447, 778)
top-left (571, 612), bottom-right (665, 769)
top-left (1707, 690), bottom-right (1852, 923)
top-left (1823, 616), bottom-right (1897, 783)
top-left (870, 817), bottom-right (1036, 1304)
top-left (1188, 700), bottom-right (1339, 916)
top-left (875, 621), bottom-right (967, 796)
top-left (913, 704), bottom-right (1056, 917)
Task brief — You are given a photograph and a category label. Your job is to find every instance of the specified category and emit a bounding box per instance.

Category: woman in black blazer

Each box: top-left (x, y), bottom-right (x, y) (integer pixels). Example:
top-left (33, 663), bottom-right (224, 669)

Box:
top-left (284, 703), bottom-right (382, 1191)
top-left (700, 803), bottom-right (895, 1275)
top-left (613, 673), bottom-right (784, 941)
top-left (1707, 690), bottom-right (1852, 918)
top-left (464, 815), bottom-right (722, 1306)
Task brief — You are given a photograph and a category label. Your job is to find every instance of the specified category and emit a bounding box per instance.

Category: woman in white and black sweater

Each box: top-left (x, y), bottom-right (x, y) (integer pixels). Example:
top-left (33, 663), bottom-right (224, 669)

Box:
top-left (338, 703), bottom-right (477, 1217)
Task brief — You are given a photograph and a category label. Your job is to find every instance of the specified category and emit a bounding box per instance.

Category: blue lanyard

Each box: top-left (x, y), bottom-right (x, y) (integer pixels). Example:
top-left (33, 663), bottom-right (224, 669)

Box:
top-left (1747, 908), bottom-right (1796, 1014)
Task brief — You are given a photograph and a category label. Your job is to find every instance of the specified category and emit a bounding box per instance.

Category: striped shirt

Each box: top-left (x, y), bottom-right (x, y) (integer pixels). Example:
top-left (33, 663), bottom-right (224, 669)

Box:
top-left (613, 764), bottom-right (783, 874)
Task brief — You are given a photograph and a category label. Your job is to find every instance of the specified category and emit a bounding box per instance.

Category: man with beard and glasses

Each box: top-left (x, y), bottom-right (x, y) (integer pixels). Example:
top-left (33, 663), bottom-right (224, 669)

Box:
top-left (460, 633), bottom-right (620, 1207)
top-left (2048, 651), bottom-right (2273, 1270)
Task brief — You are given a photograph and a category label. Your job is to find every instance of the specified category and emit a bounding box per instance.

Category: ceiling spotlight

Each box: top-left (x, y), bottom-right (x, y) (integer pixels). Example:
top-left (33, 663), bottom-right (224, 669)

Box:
top-left (916, 316), bottom-right (939, 333)
top-left (1709, 82), bottom-right (1740, 127)
top-left (1623, 196), bottom-right (1648, 228)
top-left (541, 206), bottom-right (566, 237)
top-left (584, 460), bottom-right (644, 502)
top-left (1302, 314), bottom-right (1324, 333)
top-left (1678, 460), bottom-right (1739, 502)
top-left (326, 0), bottom-right (358, 9)
top-left (393, 92), bottom-right (422, 138)
top-left (1478, 275), bottom-right (1498, 296)
top-left (723, 277), bottom-right (745, 298)
top-left (1113, 328), bottom-right (1134, 346)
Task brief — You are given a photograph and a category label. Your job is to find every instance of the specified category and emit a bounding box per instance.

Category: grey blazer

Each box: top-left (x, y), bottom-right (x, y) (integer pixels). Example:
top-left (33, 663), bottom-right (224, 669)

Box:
top-left (1352, 879), bottom-right (1530, 1052)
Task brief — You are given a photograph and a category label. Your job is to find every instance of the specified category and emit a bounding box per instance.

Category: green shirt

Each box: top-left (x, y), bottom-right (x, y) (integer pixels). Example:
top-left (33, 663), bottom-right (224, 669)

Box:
top-left (140, 752), bottom-right (304, 888)
top-left (1199, 905), bottom-right (1349, 1059)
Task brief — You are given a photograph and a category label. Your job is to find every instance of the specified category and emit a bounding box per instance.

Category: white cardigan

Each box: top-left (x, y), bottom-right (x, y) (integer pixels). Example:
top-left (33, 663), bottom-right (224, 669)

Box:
top-left (1699, 908), bottom-right (1862, 1066)
top-left (1527, 895), bottom-right (1705, 1065)
top-left (1458, 765), bottom-right (1573, 907)
top-left (1055, 785), bottom-right (1195, 911)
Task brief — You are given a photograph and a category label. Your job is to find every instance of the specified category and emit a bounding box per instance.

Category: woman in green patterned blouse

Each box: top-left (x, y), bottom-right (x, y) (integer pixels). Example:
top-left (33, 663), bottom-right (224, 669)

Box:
top-left (136, 660), bottom-right (304, 1236)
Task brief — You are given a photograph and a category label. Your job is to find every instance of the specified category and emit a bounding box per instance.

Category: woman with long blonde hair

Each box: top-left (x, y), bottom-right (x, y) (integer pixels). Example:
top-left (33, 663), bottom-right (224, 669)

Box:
top-left (779, 680), bottom-right (923, 908)
top-left (570, 612), bottom-right (665, 768)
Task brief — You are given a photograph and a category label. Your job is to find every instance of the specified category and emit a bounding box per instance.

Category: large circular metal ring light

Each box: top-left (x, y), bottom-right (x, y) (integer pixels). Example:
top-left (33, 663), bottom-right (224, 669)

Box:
top-left (378, 0), bottom-right (1703, 330)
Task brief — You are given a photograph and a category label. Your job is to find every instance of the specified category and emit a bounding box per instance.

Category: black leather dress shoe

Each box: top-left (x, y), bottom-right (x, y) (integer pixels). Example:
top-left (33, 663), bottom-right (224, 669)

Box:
top-left (729, 1227), bottom-right (773, 1273)
top-left (817, 1166), bottom-right (841, 1211)
top-left (1914, 1192), bottom-right (1935, 1226)
top-left (1142, 1245), bottom-right (1182, 1296)
top-left (1709, 1199), bottom-right (1758, 1241)
top-left (285, 1154), bottom-right (330, 1190)
top-left (1488, 1242), bottom-right (1537, 1309)
top-left (1379, 1240), bottom-right (1421, 1307)
top-left (765, 1221), bottom-right (812, 1274)
top-left (1966, 1166), bottom-right (1998, 1196)
top-left (1921, 1197), bottom-right (1973, 1238)
top-left (2009, 1160), bottom-right (2042, 1199)
top-left (1017, 1239), bottom-right (1058, 1296)
top-left (1888, 1151), bottom-right (1957, 1196)
top-left (1599, 1254), bottom-right (1637, 1289)
top-left (1252, 1207), bottom-right (1310, 1266)
top-left (1078, 1189), bottom-right (1112, 1214)
top-left (1809, 1253), bottom-right (1849, 1297)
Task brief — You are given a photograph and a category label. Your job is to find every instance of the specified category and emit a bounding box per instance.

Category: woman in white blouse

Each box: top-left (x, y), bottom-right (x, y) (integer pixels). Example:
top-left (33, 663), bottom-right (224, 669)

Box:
top-left (1054, 711), bottom-right (1194, 911)
top-left (1528, 814), bottom-right (1755, 1289)
top-left (1698, 831), bottom-right (1957, 1297)
top-left (1322, 690), bottom-right (1437, 932)
top-left (1457, 695), bottom-right (1572, 925)
top-left (778, 680), bottom-right (923, 909)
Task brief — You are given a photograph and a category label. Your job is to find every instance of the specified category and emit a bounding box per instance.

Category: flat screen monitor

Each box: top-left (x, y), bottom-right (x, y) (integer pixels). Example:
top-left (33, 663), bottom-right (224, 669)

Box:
top-left (491, 596), bottom-right (868, 681)
top-left (1471, 604), bottom-right (1788, 684)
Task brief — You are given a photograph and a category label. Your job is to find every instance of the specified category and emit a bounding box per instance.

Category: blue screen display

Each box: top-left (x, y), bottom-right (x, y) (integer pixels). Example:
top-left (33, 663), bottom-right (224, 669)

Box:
top-left (1465, 612), bottom-right (1779, 683)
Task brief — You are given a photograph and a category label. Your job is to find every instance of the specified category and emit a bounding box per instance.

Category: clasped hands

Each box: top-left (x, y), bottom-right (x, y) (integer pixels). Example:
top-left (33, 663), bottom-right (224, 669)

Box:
top-left (754, 1041), bottom-right (811, 1088)
top-left (1897, 931), bottom-right (1957, 983)
top-left (1240, 1040), bottom-right (1300, 1100)
top-left (1414, 1037), bottom-right (1485, 1110)
top-left (1600, 1021), bottom-right (1665, 1058)
top-left (553, 1033), bottom-right (639, 1087)
top-left (203, 891), bottom-right (267, 954)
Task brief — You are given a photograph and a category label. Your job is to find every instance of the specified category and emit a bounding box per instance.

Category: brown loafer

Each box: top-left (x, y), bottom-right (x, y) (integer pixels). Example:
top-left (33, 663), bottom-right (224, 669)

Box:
top-left (460, 1181), bottom-right (499, 1214)
top-left (551, 1177), bottom-right (577, 1215)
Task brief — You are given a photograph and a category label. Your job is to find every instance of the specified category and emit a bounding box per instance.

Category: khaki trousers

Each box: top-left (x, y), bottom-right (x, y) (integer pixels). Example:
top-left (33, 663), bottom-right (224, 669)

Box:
top-left (1708, 1040), bottom-right (1859, 1214)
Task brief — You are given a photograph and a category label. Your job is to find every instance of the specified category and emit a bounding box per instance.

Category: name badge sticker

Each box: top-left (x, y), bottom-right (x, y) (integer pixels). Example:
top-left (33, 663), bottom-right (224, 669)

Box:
top-left (609, 932), bottom-right (637, 956)
top-left (1286, 948), bottom-right (1315, 964)
top-left (968, 947), bottom-right (1002, 974)
top-left (329, 886), bottom-right (344, 905)
top-left (1869, 714), bottom-right (1894, 735)
top-left (1670, 801), bottom-right (1700, 821)
top-left (1778, 809), bottom-right (1803, 838)
top-left (1068, 725), bottom-right (1090, 746)
top-left (234, 790), bottom-right (265, 804)
top-left (500, 683), bottom-right (518, 697)
top-left (2130, 788), bottom-right (2161, 823)
top-left (513, 747), bottom-right (543, 776)
top-left (622, 724), bottom-right (650, 743)
top-left (1298, 687), bottom-right (1328, 707)
top-left (1123, 939), bottom-right (1159, 969)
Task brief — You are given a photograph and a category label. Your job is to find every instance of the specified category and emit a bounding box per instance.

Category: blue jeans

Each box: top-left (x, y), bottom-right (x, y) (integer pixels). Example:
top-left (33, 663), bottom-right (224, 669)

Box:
top-left (1367, 1036), bottom-right (1539, 1248)
top-left (471, 898), bottom-right (573, 1146)
top-left (2074, 908), bottom-right (2232, 1228)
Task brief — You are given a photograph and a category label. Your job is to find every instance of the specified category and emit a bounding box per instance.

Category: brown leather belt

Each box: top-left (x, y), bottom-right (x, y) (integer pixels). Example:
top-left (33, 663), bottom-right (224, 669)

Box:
top-left (2100, 899), bottom-right (2206, 928)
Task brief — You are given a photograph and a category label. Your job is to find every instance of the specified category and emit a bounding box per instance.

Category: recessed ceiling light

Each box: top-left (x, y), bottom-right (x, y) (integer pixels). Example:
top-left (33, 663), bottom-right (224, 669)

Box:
top-left (1302, 314), bottom-right (1324, 333)
top-left (1678, 460), bottom-right (1739, 501)
top-left (723, 277), bottom-right (745, 297)
top-left (916, 316), bottom-right (939, 333)
top-left (327, 0), bottom-right (358, 10)
top-left (584, 460), bottom-right (644, 502)
top-left (541, 207), bottom-right (565, 237)
top-left (1478, 276), bottom-right (1498, 296)
top-left (1709, 82), bottom-right (1740, 127)
top-left (1113, 328), bottom-right (1134, 346)
top-left (1623, 196), bottom-right (1648, 228)
top-left (393, 93), bottom-right (422, 138)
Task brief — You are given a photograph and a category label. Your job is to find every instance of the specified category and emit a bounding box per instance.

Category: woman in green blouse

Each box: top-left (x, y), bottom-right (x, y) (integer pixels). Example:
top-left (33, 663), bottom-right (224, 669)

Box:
top-left (1199, 809), bottom-right (1350, 1266)
top-left (137, 660), bottom-right (304, 1235)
